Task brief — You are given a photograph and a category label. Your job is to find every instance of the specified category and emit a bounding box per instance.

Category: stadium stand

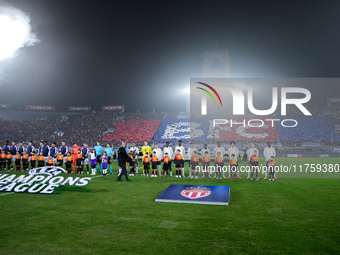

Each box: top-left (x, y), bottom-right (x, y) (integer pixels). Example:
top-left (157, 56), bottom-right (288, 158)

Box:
top-left (277, 116), bottom-right (340, 142)
top-left (103, 119), bottom-right (161, 143)
top-left (1, 109), bottom-right (340, 153)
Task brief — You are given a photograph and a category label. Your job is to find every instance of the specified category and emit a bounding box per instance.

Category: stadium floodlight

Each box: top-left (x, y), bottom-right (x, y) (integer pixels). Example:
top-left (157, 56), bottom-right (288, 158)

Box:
top-left (182, 87), bottom-right (190, 94)
top-left (0, 5), bottom-right (39, 61)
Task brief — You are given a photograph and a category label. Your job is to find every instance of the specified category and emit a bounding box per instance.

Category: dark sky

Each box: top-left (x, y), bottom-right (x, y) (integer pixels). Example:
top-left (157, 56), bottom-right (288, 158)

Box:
top-left (1, 0), bottom-right (340, 112)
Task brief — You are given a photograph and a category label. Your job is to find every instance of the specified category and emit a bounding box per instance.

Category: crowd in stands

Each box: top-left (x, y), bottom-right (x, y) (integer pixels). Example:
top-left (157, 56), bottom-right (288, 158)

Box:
top-left (277, 116), bottom-right (340, 142)
top-left (1, 110), bottom-right (340, 150)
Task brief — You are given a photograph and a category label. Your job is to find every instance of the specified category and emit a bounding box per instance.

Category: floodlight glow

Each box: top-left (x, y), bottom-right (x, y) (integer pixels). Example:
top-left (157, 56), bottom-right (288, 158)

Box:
top-left (0, 5), bottom-right (39, 61)
top-left (183, 87), bottom-right (190, 94)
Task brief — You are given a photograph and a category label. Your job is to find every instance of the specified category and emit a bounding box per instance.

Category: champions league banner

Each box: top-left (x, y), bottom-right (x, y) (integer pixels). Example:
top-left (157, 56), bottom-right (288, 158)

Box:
top-left (155, 184), bottom-right (230, 205)
top-left (0, 167), bottom-right (92, 194)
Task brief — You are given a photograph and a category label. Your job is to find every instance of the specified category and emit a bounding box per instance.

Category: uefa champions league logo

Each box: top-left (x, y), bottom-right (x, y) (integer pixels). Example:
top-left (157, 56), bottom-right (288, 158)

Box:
top-left (0, 167), bottom-right (92, 194)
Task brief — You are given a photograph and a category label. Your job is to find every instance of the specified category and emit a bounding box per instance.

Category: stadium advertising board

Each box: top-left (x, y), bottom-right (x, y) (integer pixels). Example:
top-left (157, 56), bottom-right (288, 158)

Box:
top-left (102, 105), bottom-right (125, 111)
top-left (155, 184), bottom-right (230, 205)
top-left (0, 167), bottom-right (92, 194)
top-left (25, 105), bottom-right (56, 111)
top-left (0, 104), bottom-right (11, 109)
top-left (68, 106), bottom-right (91, 111)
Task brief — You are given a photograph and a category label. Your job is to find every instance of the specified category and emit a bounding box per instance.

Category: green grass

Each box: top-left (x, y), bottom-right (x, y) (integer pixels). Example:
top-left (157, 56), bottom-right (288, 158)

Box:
top-left (0, 157), bottom-right (340, 255)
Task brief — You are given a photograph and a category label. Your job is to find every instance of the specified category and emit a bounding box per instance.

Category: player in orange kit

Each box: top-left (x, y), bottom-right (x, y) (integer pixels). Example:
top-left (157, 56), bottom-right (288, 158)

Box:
top-left (71, 143), bottom-right (81, 173)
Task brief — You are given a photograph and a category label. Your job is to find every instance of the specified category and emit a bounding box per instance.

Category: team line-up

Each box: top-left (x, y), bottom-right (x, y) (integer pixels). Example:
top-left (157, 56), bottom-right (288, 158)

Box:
top-left (0, 139), bottom-right (278, 181)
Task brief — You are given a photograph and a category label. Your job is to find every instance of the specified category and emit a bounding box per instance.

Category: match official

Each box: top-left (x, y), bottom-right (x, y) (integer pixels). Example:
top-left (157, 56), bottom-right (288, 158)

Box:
top-left (117, 142), bottom-right (133, 182)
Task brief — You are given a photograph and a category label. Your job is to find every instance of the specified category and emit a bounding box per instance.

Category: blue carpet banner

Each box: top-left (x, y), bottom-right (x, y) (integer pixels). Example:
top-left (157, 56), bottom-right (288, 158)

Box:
top-left (155, 184), bottom-right (230, 205)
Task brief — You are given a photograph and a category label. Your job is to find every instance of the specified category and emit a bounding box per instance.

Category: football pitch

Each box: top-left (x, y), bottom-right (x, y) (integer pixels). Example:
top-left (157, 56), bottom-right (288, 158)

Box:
top-left (0, 157), bottom-right (339, 255)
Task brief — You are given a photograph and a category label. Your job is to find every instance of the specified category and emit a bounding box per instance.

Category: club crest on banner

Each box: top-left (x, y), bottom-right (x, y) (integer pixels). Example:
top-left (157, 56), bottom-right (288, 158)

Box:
top-left (181, 188), bottom-right (211, 199)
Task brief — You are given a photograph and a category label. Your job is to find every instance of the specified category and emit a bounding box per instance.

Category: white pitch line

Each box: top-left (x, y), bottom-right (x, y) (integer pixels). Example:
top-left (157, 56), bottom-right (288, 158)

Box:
top-left (0, 192), bottom-right (15, 196)
top-left (90, 175), bottom-right (106, 178)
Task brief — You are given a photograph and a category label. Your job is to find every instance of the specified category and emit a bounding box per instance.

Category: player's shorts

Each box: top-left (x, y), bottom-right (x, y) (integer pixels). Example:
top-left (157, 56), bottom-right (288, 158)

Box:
top-left (129, 160), bottom-right (135, 167)
top-left (82, 157), bottom-right (89, 165)
top-left (134, 158), bottom-right (138, 166)
top-left (215, 162), bottom-right (224, 167)
top-left (6, 159), bottom-right (12, 165)
top-left (163, 162), bottom-right (169, 170)
top-left (66, 162), bottom-right (72, 169)
top-left (76, 158), bottom-right (82, 167)
top-left (203, 162), bottom-right (210, 168)
top-left (63, 156), bottom-right (67, 163)
top-left (12, 155), bottom-right (16, 162)
top-left (44, 157), bottom-right (49, 163)
top-left (96, 155), bottom-right (102, 163)
top-left (230, 165), bottom-right (237, 172)
top-left (190, 162), bottom-right (199, 170)
top-left (22, 160), bottom-right (29, 168)
top-left (90, 159), bottom-right (96, 167)
top-left (152, 162), bottom-right (158, 169)
top-left (175, 161), bottom-right (182, 168)
top-left (107, 156), bottom-right (111, 165)
top-left (143, 162), bottom-right (150, 169)
top-left (57, 160), bottom-right (63, 167)
top-left (38, 161), bottom-right (45, 167)
top-left (30, 161), bottom-right (36, 168)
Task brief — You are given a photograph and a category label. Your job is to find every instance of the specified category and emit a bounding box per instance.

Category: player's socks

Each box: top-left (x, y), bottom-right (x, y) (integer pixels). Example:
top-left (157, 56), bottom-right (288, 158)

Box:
top-left (250, 172), bottom-right (253, 180)
top-left (100, 165), bottom-right (102, 173)
top-left (182, 168), bottom-right (184, 176)
top-left (136, 166), bottom-right (138, 174)
top-left (110, 166), bottom-right (112, 174)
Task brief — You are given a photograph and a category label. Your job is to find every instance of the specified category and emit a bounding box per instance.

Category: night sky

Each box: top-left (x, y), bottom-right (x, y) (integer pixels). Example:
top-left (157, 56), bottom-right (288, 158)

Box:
top-left (1, 0), bottom-right (340, 112)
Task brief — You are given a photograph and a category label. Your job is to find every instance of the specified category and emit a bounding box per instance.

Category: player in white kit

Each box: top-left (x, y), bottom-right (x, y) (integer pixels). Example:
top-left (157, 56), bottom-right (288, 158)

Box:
top-left (213, 141), bottom-right (226, 178)
top-left (129, 142), bottom-right (140, 175)
top-left (153, 143), bottom-right (163, 176)
top-left (227, 141), bottom-right (241, 179)
top-left (263, 142), bottom-right (277, 179)
top-left (175, 140), bottom-right (186, 177)
top-left (163, 141), bottom-right (174, 176)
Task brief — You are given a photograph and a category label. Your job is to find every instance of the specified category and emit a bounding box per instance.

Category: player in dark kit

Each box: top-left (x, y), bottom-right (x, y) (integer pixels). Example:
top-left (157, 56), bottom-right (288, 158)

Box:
top-left (22, 151), bottom-right (29, 172)
top-left (190, 151), bottom-right (199, 179)
top-left (76, 150), bottom-right (82, 174)
top-left (15, 152), bottom-right (21, 171)
top-left (66, 152), bottom-right (73, 174)
top-left (249, 150), bottom-right (260, 180)
top-left (57, 151), bottom-right (64, 168)
top-left (37, 152), bottom-right (45, 168)
top-left (6, 151), bottom-right (12, 170)
top-left (30, 152), bottom-right (37, 169)
top-left (143, 153), bottom-right (150, 176)
top-left (0, 150), bottom-right (6, 171)
top-left (162, 152), bottom-right (171, 177)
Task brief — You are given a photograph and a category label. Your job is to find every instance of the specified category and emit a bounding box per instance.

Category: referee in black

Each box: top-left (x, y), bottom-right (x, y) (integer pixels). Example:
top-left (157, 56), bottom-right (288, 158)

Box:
top-left (117, 142), bottom-right (133, 182)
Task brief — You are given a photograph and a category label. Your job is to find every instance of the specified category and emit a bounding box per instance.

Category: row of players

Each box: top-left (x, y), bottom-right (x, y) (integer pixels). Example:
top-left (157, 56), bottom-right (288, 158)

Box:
top-left (137, 140), bottom-right (277, 180)
top-left (0, 140), bottom-right (278, 180)
top-left (139, 150), bottom-right (277, 181)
